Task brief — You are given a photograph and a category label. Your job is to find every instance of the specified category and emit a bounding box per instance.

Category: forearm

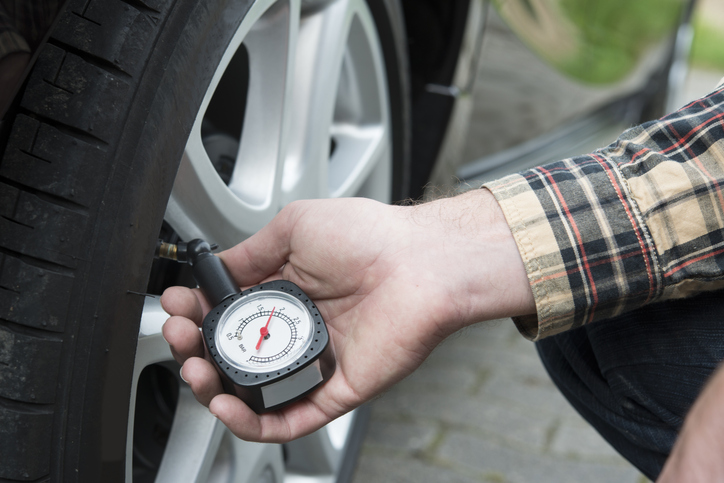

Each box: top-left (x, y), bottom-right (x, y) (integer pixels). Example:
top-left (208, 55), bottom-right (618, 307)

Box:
top-left (398, 189), bottom-right (535, 335)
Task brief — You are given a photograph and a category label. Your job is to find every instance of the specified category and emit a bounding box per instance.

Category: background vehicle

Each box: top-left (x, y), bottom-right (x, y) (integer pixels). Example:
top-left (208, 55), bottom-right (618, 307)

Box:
top-left (0, 0), bottom-right (692, 481)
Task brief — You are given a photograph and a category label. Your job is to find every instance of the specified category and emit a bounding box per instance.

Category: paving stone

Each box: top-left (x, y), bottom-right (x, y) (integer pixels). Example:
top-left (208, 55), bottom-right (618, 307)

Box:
top-left (351, 452), bottom-right (480, 483)
top-left (438, 432), bottom-right (643, 483)
top-left (426, 336), bottom-right (545, 382)
top-left (481, 372), bottom-right (572, 417)
top-left (370, 390), bottom-right (551, 450)
top-left (396, 363), bottom-right (479, 394)
top-left (363, 419), bottom-right (439, 453)
top-left (426, 342), bottom-right (538, 374)
top-left (550, 417), bottom-right (625, 462)
top-left (425, 344), bottom-right (497, 370)
top-left (445, 319), bottom-right (519, 348)
top-left (357, 317), bottom-right (645, 480)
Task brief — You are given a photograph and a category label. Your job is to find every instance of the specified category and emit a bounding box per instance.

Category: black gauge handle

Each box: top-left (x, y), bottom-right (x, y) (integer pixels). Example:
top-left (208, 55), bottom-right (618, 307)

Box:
top-left (156, 238), bottom-right (240, 306)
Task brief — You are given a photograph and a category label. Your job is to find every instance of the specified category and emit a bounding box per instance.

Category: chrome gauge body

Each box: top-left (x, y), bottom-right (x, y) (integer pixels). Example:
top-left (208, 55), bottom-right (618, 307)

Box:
top-left (202, 279), bottom-right (335, 414)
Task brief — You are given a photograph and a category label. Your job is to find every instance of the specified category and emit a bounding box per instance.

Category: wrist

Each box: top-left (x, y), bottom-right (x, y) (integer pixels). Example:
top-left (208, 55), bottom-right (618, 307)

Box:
top-left (403, 189), bottom-right (535, 335)
top-left (457, 189), bottom-right (536, 326)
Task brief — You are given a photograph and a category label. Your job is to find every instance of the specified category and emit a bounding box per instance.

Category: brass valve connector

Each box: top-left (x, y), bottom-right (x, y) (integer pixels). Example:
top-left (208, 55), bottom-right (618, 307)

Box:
top-left (155, 240), bottom-right (178, 261)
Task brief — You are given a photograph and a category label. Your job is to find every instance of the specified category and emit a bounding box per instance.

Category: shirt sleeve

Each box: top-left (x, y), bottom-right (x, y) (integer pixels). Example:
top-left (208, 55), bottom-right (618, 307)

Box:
top-left (485, 79), bottom-right (724, 341)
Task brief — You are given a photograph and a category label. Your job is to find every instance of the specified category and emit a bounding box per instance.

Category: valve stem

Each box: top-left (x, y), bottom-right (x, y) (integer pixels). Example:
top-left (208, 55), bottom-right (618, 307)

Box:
top-left (155, 239), bottom-right (219, 263)
top-left (155, 240), bottom-right (178, 261)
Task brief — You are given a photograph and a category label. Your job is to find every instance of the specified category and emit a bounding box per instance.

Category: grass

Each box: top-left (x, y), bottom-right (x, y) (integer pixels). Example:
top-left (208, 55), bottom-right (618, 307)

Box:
top-left (690, 15), bottom-right (724, 71)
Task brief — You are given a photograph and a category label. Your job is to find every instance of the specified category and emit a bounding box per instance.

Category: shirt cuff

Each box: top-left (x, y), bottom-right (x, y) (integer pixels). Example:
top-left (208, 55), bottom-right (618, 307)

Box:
top-left (484, 151), bottom-right (659, 341)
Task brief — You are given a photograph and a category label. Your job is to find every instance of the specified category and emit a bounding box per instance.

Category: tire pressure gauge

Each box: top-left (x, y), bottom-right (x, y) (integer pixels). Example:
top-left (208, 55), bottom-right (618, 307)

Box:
top-left (203, 280), bottom-right (335, 413)
top-left (156, 239), bottom-right (335, 413)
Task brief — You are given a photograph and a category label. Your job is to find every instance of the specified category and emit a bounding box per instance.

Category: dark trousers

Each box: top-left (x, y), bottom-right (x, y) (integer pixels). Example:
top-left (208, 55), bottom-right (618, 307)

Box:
top-left (536, 290), bottom-right (724, 480)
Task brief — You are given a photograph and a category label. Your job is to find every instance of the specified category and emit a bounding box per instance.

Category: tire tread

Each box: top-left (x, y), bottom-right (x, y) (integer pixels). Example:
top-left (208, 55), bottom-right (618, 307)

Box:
top-left (0, 0), bottom-right (175, 479)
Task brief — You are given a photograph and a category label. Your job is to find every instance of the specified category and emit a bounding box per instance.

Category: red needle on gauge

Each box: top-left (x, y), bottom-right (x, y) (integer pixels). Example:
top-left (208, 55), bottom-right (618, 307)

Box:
top-left (256, 307), bottom-right (276, 351)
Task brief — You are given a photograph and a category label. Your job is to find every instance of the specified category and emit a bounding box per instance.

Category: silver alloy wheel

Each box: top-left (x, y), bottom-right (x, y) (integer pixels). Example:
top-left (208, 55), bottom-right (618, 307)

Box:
top-left (128, 0), bottom-right (392, 481)
top-left (165, 0), bottom-right (391, 247)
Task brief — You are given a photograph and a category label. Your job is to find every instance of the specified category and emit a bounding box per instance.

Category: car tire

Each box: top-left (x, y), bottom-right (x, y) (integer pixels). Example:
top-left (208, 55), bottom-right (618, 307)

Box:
top-left (0, 0), bottom-right (409, 481)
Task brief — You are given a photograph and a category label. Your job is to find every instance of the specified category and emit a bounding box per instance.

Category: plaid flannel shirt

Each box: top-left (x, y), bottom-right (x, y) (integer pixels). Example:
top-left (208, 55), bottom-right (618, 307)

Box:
top-left (486, 78), bottom-right (724, 341)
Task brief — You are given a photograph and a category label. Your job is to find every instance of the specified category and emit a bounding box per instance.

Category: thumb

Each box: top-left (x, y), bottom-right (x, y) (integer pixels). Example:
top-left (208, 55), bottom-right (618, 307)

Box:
top-left (218, 202), bottom-right (301, 286)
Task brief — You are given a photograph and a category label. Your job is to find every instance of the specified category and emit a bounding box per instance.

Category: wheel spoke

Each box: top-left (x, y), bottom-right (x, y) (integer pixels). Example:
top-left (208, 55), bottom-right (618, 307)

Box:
top-left (329, 1), bottom-right (390, 200)
top-left (328, 123), bottom-right (389, 199)
top-left (283, 411), bottom-right (357, 476)
top-left (126, 298), bottom-right (175, 482)
top-left (280, 0), bottom-right (350, 202)
top-left (154, 386), bottom-right (225, 483)
top-left (209, 433), bottom-right (284, 483)
top-left (346, 3), bottom-right (392, 199)
top-left (152, 387), bottom-right (285, 483)
top-left (226, 0), bottom-right (300, 209)
top-left (282, 0), bottom-right (391, 203)
top-left (138, 296), bottom-right (170, 340)
top-left (165, 0), bottom-right (301, 248)
top-left (133, 300), bottom-right (226, 483)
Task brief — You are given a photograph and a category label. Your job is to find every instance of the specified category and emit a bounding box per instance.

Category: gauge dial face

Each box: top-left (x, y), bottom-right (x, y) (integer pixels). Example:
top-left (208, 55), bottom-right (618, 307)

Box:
top-left (215, 290), bottom-right (314, 373)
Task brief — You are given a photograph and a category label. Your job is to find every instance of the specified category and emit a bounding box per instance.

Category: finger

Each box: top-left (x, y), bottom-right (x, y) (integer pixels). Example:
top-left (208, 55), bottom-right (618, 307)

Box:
top-left (161, 286), bottom-right (206, 325)
top-left (209, 393), bottom-right (333, 443)
top-left (219, 203), bottom-right (301, 286)
top-left (181, 357), bottom-right (224, 407)
top-left (163, 316), bottom-right (205, 364)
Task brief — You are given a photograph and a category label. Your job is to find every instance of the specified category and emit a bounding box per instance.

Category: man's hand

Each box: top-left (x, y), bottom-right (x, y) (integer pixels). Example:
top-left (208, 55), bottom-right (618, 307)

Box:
top-left (658, 363), bottom-right (724, 482)
top-left (160, 190), bottom-right (534, 443)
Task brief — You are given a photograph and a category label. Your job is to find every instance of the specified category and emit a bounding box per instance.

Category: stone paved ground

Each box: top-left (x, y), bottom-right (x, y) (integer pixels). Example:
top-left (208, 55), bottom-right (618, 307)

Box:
top-left (350, 320), bottom-right (648, 483)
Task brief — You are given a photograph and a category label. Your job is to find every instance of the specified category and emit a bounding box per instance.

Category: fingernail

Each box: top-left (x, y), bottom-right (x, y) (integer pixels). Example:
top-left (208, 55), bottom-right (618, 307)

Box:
top-left (179, 367), bottom-right (189, 384)
top-left (210, 411), bottom-right (219, 419)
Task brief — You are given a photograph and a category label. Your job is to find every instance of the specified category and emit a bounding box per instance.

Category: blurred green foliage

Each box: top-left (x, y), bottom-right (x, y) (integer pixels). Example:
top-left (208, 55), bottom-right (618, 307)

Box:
top-left (557, 0), bottom-right (683, 83)
top-left (690, 15), bottom-right (724, 70)
top-left (492, 0), bottom-right (685, 84)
